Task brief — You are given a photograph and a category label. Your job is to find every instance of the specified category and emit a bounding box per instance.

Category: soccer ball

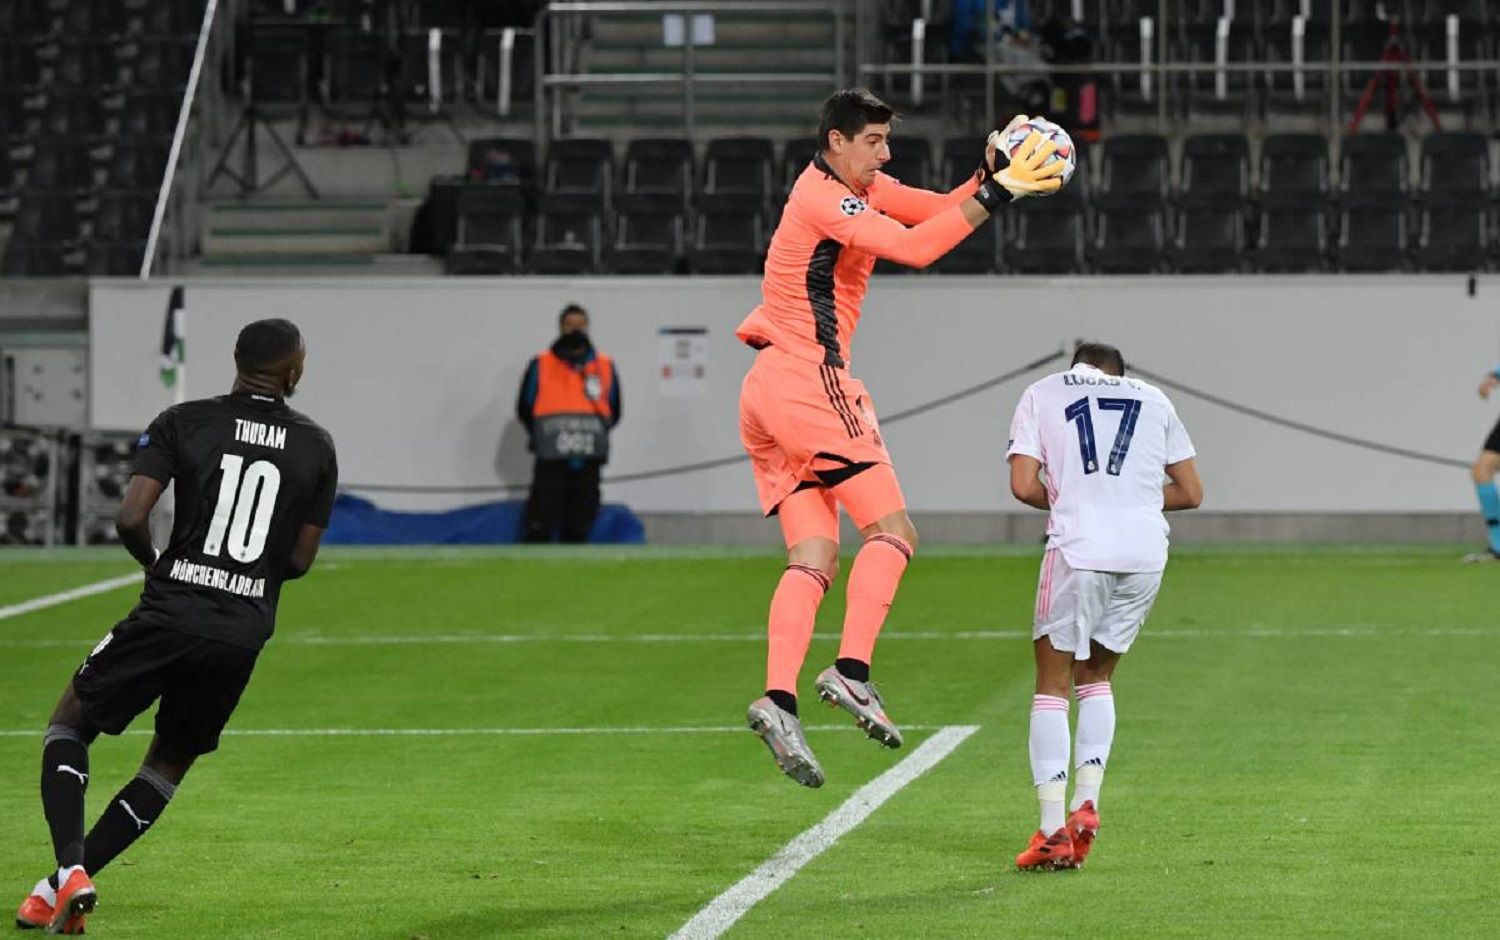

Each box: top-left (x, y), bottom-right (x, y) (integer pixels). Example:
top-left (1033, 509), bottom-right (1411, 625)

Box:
top-left (1002, 117), bottom-right (1076, 188)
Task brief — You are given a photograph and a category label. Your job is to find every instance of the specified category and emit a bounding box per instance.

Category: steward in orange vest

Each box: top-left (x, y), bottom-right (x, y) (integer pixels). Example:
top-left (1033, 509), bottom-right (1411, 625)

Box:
top-left (516, 306), bottom-right (622, 543)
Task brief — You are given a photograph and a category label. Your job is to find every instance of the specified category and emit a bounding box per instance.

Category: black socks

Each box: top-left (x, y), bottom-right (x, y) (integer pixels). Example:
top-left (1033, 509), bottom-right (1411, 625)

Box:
top-left (83, 767), bottom-right (177, 876)
top-left (835, 658), bottom-right (870, 683)
top-left (765, 689), bottom-right (798, 716)
top-left (40, 726), bottom-right (90, 869)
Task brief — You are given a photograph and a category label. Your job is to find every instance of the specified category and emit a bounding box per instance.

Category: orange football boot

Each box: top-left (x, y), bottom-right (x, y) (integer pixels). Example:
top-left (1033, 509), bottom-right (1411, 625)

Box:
top-left (1067, 801), bottom-right (1100, 869)
top-left (1015, 828), bottom-right (1075, 871)
top-left (48, 869), bottom-right (96, 935)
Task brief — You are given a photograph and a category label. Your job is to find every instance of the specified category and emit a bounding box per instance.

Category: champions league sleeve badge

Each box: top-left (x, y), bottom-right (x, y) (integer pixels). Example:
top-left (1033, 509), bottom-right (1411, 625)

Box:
top-left (839, 195), bottom-right (867, 217)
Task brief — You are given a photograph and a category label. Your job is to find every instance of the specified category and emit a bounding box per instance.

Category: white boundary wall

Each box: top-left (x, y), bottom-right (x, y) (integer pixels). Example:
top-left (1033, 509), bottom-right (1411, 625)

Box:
top-left (90, 275), bottom-right (1498, 515)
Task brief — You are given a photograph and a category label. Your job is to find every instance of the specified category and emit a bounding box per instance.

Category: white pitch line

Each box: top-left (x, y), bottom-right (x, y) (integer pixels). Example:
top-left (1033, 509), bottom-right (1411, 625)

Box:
top-left (0, 723), bottom-right (950, 739)
top-left (0, 574), bottom-right (140, 622)
top-left (3, 626), bottom-right (1490, 650)
top-left (669, 724), bottom-right (980, 940)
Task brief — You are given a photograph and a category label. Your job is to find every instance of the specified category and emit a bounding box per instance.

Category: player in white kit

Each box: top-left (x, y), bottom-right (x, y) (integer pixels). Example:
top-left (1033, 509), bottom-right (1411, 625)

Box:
top-left (1004, 342), bottom-right (1202, 871)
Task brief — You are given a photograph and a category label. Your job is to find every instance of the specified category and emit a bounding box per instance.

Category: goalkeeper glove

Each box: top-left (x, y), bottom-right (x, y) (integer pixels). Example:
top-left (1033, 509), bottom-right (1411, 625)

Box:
top-left (973, 114), bottom-right (1033, 182)
top-left (974, 130), bottom-right (1064, 211)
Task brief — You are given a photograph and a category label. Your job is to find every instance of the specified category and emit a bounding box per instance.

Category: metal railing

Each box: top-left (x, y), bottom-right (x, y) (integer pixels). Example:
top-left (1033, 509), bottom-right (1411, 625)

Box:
top-left (533, 0), bottom-right (849, 146)
top-left (854, 0), bottom-right (1500, 136)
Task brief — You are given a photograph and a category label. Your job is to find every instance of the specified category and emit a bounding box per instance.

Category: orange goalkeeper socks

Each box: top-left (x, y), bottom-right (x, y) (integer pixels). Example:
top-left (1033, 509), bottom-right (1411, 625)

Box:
top-left (837, 534), bottom-right (913, 667)
top-left (765, 564), bottom-right (831, 697)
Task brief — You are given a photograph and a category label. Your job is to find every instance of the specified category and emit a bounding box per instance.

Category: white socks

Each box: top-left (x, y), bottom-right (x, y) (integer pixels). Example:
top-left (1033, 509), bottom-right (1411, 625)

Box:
top-left (1029, 694), bottom-right (1070, 833)
top-left (1072, 681), bottom-right (1115, 811)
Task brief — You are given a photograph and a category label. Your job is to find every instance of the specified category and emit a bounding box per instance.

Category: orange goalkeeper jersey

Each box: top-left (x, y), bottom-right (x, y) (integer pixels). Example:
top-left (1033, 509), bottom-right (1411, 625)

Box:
top-left (735, 153), bottom-right (981, 369)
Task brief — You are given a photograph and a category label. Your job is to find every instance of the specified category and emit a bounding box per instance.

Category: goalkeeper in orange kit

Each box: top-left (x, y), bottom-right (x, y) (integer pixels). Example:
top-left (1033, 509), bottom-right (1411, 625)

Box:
top-left (739, 88), bottom-right (1068, 786)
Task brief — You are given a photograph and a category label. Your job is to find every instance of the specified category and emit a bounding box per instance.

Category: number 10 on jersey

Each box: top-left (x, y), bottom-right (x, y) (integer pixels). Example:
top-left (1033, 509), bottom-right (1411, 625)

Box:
top-left (1064, 397), bottom-right (1142, 476)
top-left (203, 454), bottom-right (282, 562)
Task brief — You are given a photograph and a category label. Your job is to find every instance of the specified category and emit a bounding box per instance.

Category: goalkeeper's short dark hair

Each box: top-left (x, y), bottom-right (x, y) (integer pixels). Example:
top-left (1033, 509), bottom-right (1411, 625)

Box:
top-left (1072, 342), bottom-right (1125, 376)
top-left (235, 318), bottom-right (303, 372)
top-left (818, 88), bottom-right (895, 149)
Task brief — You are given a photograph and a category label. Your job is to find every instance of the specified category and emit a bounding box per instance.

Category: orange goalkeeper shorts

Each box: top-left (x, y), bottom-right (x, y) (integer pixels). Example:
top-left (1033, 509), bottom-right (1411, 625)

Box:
top-left (738, 345), bottom-right (904, 529)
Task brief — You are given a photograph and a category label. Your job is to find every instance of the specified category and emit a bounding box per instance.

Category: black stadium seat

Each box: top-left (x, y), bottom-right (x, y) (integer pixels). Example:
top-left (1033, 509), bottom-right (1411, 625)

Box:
top-left (544, 138), bottom-right (613, 207)
top-left (1419, 133), bottom-right (1490, 199)
top-left (466, 137), bottom-right (535, 187)
top-left (780, 137), bottom-right (819, 193)
top-left (1097, 134), bottom-right (1169, 206)
top-left (605, 194), bottom-right (684, 275)
top-left (93, 191), bottom-right (158, 242)
top-left (529, 198), bottom-right (603, 274)
top-left (701, 137), bottom-right (774, 206)
top-left (880, 142), bottom-right (931, 189)
top-left (85, 241), bottom-right (147, 276)
top-left (1007, 199), bottom-right (1086, 274)
top-left (41, 92), bottom-right (108, 139)
top-left (13, 195), bottom-right (83, 243)
top-left (1256, 202), bottom-right (1328, 272)
top-left (1413, 196), bottom-right (1489, 272)
top-left (1178, 134), bottom-right (1250, 203)
top-left (1340, 134), bottom-right (1408, 201)
top-left (1172, 199), bottom-right (1246, 273)
top-left (2, 241), bottom-right (68, 276)
top-left (931, 217), bottom-right (999, 274)
top-left (688, 196), bottom-right (763, 274)
top-left (1090, 199), bottom-right (1167, 273)
top-left (27, 139), bottom-right (97, 193)
top-left (622, 138), bottom-right (694, 207)
top-left (1335, 199), bottom-right (1407, 272)
top-left (1260, 134), bottom-right (1329, 204)
top-left (446, 185), bottom-right (526, 275)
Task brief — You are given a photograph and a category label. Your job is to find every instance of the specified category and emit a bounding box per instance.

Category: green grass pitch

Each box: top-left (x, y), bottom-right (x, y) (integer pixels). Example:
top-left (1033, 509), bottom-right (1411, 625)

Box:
top-left (1, 546), bottom-right (1497, 938)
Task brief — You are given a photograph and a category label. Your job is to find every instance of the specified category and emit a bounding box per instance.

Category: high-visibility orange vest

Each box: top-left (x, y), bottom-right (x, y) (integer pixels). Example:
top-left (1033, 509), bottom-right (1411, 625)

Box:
top-left (532, 350), bottom-right (614, 461)
top-left (533, 350), bottom-right (614, 420)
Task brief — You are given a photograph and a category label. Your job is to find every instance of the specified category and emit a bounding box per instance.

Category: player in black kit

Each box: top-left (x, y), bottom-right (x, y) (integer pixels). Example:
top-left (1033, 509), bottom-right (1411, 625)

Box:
top-left (15, 319), bottom-right (337, 935)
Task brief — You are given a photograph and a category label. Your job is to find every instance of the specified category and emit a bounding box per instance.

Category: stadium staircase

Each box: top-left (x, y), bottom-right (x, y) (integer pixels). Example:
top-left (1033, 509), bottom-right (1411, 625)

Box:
top-left (195, 199), bottom-right (392, 271)
top-left (572, 8), bottom-right (841, 137)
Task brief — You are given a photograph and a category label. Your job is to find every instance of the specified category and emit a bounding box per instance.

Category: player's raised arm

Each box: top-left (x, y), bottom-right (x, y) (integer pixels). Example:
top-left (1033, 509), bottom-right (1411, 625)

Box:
top-left (868, 119), bottom-right (1025, 225)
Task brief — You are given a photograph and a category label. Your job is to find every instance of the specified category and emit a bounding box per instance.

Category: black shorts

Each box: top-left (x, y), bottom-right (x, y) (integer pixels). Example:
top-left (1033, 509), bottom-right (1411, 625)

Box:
top-left (1484, 415), bottom-right (1500, 454)
top-left (72, 617), bottom-right (260, 757)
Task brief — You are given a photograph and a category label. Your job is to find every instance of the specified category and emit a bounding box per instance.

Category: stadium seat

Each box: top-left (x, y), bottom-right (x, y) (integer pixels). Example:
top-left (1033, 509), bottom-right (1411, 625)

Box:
top-left (1097, 134), bottom-right (1170, 206)
top-left (1263, 17), bottom-right (1333, 117)
top-left (688, 196), bottom-right (764, 274)
top-left (1255, 202), bottom-right (1329, 272)
top-left (881, 141), bottom-right (932, 189)
top-left (622, 138), bottom-right (694, 208)
top-left (0, 0), bottom-right (52, 38)
top-left (1413, 195), bottom-right (1489, 272)
top-left (26, 139), bottom-right (97, 193)
top-left (1334, 199), bottom-right (1407, 271)
top-left (1101, 15), bottom-right (1163, 118)
top-left (0, 147), bottom-right (14, 200)
top-left (132, 37), bottom-right (196, 91)
top-left (1339, 19), bottom-right (1394, 109)
top-left (605, 194), bottom-right (685, 275)
top-left (447, 185), bottom-right (526, 275)
top-left (543, 138), bottom-right (613, 207)
top-left (1178, 133), bottom-right (1250, 203)
top-left (780, 137), bottom-right (820, 193)
top-left (529, 198), bottom-right (603, 274)
top-left (931, 217), bottom-right (1000, 274)
top-left (1340, 134), bottom-right (1408, 202)
top-left (247, 28), bottom-right (312, 140)
top-left (1424, 0), bottom-right (1490, 17)
top-left (1260, 133), bottom-right (1329, 203)
top-left (54, 39), bottom-right (121, 91)
top-left (1415, 19), bottom-right (1490, 117)
top-left (701, 137), bottom-right (775, 207)
top-left (12, 195), bottom-right (83, 243)
top-left (61, 0), bottom-right (127, 37)
top-left (1090, 200), bottom-right (1167, 273)
top-left (940, 137), bottom-right (979, 189)
top-left (0, 94), bottom-right (27, 146)
top-left (85, 241), bottom-right (147, 275)
top-left (141, 0), bottom-right (207, 39)
top-left (1419, 133), bottom-right (1490, 199)
top-left (41, 92), bottom-right (108, 139)
top-left (1179, 18), bottom-right (1259, 119)
top-left (107, 139), bottom-right (171, 189)
top-left (1006, 199), bottom-right (1086, 274)
top-left (474, 27), bottom-right (536, 116)
top-left (466, 137), bottom-right (535, 188)
top-left (323, 30), bottom-right (388, 121)
top-left (397, 30), bottom-right (464, 117)
top-left (119, 93), bottom-right (183, 139)
top-left (2, 241), bottom-right (68, 276)
top-left (1171, 198), bottom-right (1247, 273)
top-left (0, 41), bottom-right (45, 92)
top-left (93, 191), bottom-right (158, 242)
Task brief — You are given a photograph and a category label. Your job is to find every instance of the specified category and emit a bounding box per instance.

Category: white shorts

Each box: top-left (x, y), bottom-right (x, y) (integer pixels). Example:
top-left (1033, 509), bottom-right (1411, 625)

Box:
top-left (1033, 549), bottom-right (1163, 660)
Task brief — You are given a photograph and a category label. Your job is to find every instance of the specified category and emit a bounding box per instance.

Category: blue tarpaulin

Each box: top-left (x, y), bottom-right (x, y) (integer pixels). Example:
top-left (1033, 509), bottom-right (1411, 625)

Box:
top-left (326, 494), bottom-right (645, 545)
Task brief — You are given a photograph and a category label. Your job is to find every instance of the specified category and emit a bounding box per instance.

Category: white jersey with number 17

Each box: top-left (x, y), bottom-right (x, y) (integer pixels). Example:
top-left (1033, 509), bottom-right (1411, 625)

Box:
top-left (1007, 363), bottom-right (1196, 573)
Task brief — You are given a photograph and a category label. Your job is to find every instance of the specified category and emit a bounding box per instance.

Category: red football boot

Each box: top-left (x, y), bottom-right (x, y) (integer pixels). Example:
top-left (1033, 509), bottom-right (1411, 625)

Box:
top-left (1067, 801), bottom-right (1100, 869)
top-left (1015, 828), bottom-right (1075, 871)
top-left (48, 869), bottom-right (96, 935)
top-left (15, 879), bottom-right (53, 930)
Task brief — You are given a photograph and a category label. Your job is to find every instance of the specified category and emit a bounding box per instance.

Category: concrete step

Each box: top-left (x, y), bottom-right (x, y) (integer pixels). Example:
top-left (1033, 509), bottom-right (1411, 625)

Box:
top-left (574, 91), bottom-right (826, 122)
top-left (202, 199), bottom-right (391, 256)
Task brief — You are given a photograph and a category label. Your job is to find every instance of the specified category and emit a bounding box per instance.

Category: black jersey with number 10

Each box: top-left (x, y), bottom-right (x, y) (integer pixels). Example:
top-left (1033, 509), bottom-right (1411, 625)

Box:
top-left (127, 391), bottom-right (338, 651)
